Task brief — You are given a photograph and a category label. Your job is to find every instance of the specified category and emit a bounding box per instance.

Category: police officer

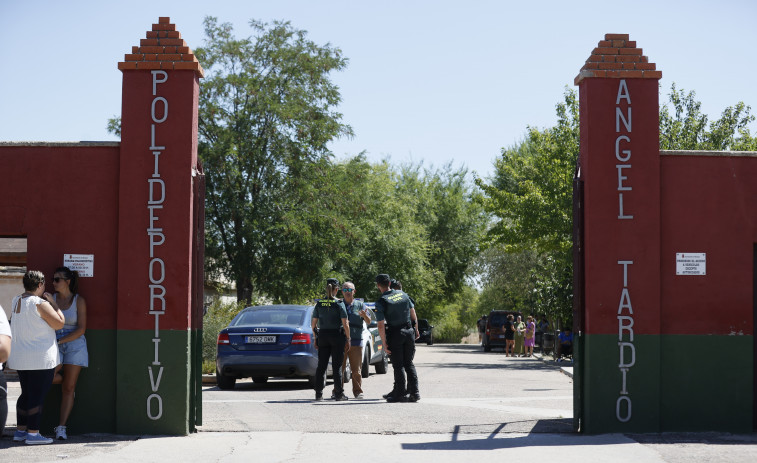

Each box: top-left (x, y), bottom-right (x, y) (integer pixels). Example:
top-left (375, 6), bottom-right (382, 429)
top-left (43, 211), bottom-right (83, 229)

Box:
top-left (311, 278), bottom-right (351, 401)
top-left (375, 274), bottom-right (420, 402)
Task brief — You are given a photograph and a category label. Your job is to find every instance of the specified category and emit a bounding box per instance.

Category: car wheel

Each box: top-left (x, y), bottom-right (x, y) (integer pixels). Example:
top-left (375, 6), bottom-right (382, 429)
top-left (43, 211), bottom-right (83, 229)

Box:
top-left (375, 351), bottom-right (388, 374)
top-left (427, 333), bottom-right (434, 345)
top-left (361, 347), bottom-right (370, 378)
top-left (216, 370), bottom-right (236, 390)
top-left (307, 375), bottom-right (316, 388)
top-left (484, 342), bottom-right (492, 352)
top-left (252, 376), bottom-right (268, 384)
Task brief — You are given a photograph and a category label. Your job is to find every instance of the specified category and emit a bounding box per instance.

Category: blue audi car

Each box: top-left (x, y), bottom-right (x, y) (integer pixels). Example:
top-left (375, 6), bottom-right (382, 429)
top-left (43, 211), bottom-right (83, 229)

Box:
top-left (215, 304), bottom-right (319, 389)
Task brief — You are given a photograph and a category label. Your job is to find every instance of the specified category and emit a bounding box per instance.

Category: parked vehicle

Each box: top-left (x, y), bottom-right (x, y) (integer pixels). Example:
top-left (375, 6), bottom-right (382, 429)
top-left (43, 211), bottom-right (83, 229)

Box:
top-left (363, 302), bottom-right (389, 375)
top-left (215, 304), bottom-right (350, 390)
top-left (416, 319), bottom-right (434, 345)
top-left (482, 310), bottom-right (523, 352)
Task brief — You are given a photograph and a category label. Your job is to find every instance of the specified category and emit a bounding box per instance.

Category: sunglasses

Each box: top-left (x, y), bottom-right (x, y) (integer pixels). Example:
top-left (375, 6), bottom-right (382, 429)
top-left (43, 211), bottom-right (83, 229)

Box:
top-left (53, 277), bottom-right (68, 283)
top-left (342, 288), bottom-right (354, 293)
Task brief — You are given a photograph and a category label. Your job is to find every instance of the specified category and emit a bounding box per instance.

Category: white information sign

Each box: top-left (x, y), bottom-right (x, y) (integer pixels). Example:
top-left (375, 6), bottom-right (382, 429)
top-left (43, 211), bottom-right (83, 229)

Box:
top-left (676, 253), bottom-right (706, 276)
top-left (63, 254), bottom-right (94, 277)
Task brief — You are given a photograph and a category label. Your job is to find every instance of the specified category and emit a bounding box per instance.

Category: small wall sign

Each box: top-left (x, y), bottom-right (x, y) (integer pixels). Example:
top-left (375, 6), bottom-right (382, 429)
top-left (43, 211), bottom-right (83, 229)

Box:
top-left (63, 253), bottom-right (94, 277)
top-left (676, 252), bottom-right (706, 276)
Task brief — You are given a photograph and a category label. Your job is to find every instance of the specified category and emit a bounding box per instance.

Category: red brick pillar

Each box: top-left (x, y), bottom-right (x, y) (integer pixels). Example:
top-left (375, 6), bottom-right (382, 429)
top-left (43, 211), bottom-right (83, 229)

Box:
top-left (116, 17), bottom-right (204, 435)
top-left (574, 34), bottom-right (662, 433)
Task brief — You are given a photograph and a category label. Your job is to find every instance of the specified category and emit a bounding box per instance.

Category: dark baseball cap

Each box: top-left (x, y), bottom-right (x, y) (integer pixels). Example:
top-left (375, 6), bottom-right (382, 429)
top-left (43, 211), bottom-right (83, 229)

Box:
top-left (375, 274), bottom-right (391, 285)
top-left (326, 278), bottom-right (340, 287)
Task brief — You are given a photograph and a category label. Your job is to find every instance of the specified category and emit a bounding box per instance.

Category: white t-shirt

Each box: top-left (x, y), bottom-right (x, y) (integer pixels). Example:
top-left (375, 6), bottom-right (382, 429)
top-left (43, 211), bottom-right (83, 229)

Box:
top-left (7, 295), bottom-right (59, 370)
top-left (0, 303), bottom-right (11, 370)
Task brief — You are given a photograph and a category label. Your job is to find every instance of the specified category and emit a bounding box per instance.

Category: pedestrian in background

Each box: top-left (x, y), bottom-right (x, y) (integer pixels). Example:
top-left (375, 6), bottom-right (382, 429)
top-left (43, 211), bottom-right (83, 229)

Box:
top-left (524, 316), bottom-right (536, 357)
top-left (50, 266), bottom-right (88, 440)
top-left (376, 274), bottom-right (420, 402)
top-left (311, 278), bottom-right (350, 401)
top-left (502, 314), bottom-right (515, 357)
top-left (514, 315), bottom-right (525, 357)
top-left (477, 315), bottom-right (487, 343)
top-left (0, 303), bottom-right (11, 437)
top-left (341, 281), bottom-right (371, 399)
top-left (8, 270), bottom-right (65, 445)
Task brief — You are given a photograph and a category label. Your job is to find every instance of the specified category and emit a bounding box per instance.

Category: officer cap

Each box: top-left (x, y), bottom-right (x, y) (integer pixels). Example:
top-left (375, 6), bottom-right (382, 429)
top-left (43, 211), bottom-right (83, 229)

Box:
top-left (326, 277), bottom-right (340, 287)
top-left (375, 274), bottom-right (391, 285)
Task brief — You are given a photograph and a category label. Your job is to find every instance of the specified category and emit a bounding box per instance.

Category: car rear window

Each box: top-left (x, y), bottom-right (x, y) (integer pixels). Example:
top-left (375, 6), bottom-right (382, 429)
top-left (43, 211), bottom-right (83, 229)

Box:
top-left (234, 310), bottom-right (304, 326)
top-left (489, 313), bottom-right (507, 325)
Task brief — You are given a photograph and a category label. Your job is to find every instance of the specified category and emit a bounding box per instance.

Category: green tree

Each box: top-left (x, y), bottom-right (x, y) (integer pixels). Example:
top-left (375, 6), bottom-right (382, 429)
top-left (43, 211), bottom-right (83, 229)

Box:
top-left (396, 163), bottom-right (488, 312)
top-left (660, 83), bottom-right (756, 150)
top-left (195, 17), bottom-right (353, 303)
top-left (476, 88), bottom-right (579, 323)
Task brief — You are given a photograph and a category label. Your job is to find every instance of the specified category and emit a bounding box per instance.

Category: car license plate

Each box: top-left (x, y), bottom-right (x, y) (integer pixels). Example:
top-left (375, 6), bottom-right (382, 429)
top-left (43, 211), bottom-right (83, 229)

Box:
top-left (246, 335), bottom-right (276, 344)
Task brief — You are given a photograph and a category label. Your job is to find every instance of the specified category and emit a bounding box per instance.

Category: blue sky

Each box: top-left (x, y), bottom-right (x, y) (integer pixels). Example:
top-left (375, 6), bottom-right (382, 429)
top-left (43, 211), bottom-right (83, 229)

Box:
top-left (1, 0), bottom-right (755, 178)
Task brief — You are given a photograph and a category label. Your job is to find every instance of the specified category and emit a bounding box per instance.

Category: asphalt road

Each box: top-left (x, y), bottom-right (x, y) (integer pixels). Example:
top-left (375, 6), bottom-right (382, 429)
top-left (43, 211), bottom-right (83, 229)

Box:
top-left (199, 343), bottom-right (575, 435)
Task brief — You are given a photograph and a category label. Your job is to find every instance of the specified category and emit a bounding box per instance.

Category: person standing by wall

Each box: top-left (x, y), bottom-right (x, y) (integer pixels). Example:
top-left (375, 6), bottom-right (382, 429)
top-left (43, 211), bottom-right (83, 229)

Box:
top-left (0, 303), bottom-right (11, 437)
top-left (340, 281), bottom-right (371, 399)
top-left (311, 278), bottom-right (350, 401)
top-left (376, 274), bottom-right (420, 402)
top-left (8, 270), bottom-right (65, 445)
top-left (49, 266), bottom-right (88, 440)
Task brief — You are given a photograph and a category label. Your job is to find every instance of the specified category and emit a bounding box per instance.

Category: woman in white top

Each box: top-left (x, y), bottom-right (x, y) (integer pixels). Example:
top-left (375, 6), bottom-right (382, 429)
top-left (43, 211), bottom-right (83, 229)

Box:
top-left (49, 266), bottom-right (88, 440)
top-left (7, 270), bottom-right (65, 445)
top-left (1, 302), bottom-right (12, 437)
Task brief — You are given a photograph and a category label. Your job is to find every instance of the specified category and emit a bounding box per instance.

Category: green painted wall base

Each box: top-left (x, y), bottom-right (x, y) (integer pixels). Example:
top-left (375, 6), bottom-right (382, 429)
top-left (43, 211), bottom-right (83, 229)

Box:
top-left (579, 334), bottom-right (753, 433)
top-left (42, 330), bottom-right (117, 433)
top-left (116, 329), bottom-right (193, 435)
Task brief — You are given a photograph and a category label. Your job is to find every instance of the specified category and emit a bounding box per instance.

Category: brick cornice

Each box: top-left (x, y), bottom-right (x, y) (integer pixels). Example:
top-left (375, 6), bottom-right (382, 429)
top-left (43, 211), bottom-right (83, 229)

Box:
top-left (118, 17), bottom-right (204, 78)
top-left (575, 34), bottom-right (660, 85)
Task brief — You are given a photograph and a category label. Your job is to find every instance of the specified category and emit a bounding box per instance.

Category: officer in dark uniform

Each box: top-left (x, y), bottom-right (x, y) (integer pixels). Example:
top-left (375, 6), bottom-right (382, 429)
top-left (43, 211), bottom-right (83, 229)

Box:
top-left (311, 278), bottom-right (351, 401)
top-left (375, 274), bottom-right (421, 402)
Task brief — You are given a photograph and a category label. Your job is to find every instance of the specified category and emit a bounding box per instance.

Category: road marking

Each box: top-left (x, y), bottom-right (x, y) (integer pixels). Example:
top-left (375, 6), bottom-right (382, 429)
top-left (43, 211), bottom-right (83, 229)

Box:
top-left (422, 397), bottom-right (573, 418)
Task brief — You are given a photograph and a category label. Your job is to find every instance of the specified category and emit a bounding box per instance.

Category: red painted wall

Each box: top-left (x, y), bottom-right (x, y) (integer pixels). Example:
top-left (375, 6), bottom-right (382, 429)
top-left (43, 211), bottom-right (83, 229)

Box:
top-left (660, 154), bottom-right (757, 335)
top-left (0, 143), bottom-right (120, 330)
top-left (579, 78), bottom-right (661, 336)
top-left (116, 70), bottom-right (200, 331)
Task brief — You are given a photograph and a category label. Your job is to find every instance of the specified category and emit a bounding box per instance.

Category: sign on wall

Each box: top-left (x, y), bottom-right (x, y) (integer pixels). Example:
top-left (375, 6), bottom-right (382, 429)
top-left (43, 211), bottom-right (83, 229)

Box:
top-left (676, 253), bottom-right (706, 276)
top-left (63, 253), bottom-right (94, 277)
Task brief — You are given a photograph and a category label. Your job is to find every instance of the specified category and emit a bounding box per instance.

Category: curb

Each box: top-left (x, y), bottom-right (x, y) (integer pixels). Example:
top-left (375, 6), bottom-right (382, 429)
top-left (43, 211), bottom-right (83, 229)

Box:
top-left (202, 374), bottom-right (216, 385)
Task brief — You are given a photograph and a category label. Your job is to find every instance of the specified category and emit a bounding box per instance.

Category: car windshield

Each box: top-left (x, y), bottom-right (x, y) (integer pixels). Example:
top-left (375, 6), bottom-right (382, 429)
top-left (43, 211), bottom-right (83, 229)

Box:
top-left (418, 319), bottom-right (429, 330)
top-left (234, 310), bottom-right (304, 326)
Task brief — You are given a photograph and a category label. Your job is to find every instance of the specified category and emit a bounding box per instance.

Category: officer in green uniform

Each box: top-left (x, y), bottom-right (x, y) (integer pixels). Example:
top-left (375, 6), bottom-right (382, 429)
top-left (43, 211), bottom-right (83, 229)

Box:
top-left (311, 278), bottom-right (350, 401)
top-left (375, 274), bottom-right (421, 402)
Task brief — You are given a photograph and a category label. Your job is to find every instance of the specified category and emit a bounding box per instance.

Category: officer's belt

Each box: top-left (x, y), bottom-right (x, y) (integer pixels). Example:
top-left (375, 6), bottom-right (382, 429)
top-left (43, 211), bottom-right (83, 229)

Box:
top-left (386, 323), bottom-right (412, 330)
top-left (318, 328), bottom-right (341, 334)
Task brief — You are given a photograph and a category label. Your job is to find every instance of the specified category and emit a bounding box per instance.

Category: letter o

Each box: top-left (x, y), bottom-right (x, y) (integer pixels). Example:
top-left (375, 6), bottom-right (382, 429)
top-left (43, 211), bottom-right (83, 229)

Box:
top-left (151, 97), bottom-right (168, 123)
top-left (147, 393), bottom-right (163, 420)
top-left (616, 396), bottom-right (632, 423)
top-left (149, 258), bottom-right (165, 284)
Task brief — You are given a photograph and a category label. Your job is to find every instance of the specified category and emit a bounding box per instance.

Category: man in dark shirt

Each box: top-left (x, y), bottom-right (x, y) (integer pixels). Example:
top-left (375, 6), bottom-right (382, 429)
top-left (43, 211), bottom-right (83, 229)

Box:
top-left (375, 274), bottom-right (420, 402)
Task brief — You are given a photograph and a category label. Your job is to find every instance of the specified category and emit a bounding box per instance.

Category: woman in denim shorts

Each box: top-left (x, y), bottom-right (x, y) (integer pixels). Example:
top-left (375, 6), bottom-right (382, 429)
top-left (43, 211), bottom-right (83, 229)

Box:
top-left (50, 266), bottom-right (88, 440)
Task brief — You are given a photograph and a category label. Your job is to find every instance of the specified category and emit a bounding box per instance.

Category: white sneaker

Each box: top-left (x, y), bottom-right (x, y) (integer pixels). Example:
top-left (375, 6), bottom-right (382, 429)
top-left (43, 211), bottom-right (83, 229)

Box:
top-left (25, 433), bottom-right (53, 445)
top-left (54, 425), bottom-right (68, 440)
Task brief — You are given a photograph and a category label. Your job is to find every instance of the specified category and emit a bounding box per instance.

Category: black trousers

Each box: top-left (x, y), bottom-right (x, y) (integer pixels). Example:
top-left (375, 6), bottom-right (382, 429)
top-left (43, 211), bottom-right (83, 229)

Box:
top-left (315, 330), bottom-right (346, 395)
top-left (387, 327), bottom-right (419, 396)
top-left (16, 368), bottom-right (55, 431)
